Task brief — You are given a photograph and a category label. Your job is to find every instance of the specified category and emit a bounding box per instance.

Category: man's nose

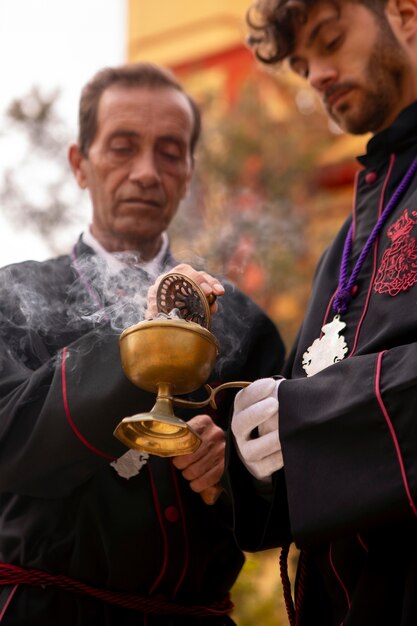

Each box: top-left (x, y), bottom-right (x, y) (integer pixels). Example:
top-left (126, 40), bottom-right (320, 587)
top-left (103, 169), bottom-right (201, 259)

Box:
top-left (309, 59), bottom-right (338, 93)
top-left (129, 150), bottom-right (160, 187)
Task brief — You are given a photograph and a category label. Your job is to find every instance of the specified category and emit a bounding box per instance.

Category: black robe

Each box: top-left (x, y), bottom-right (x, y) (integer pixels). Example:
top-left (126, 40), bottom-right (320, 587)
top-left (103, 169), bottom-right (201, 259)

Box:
top-left (0, 237), bottom-right (285, 626)
top-left (228, 101), bottom-right (417, 626)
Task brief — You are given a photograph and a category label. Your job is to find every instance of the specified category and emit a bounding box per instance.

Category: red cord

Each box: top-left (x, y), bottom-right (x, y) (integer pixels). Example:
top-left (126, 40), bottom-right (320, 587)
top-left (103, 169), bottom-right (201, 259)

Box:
top-left (0, 563), bottom-right (233, 617)
top-left (279, 543), bottom-right (296, 626)
top-left (295, 549), bottom-right (308, 626)
top-left (279, 544), bottom-right (308, 626)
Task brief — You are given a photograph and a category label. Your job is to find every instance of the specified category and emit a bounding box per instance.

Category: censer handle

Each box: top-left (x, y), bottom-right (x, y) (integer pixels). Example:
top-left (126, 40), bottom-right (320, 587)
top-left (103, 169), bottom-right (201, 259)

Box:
top-left (173, 381), bottom-right (251, 506)
top-left (202, 381), bottom-right (250, 503)
top-left (173, 381), bottom-right (251, 411)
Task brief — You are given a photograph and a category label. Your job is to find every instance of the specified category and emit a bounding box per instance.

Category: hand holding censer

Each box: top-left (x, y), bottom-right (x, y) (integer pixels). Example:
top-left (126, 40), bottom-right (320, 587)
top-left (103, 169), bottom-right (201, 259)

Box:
top-left (113, 273), bottom-right (250, 503)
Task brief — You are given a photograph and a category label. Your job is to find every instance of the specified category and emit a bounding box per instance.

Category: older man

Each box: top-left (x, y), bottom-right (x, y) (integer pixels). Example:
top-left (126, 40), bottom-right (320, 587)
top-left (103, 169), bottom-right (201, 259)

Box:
top-left (0, 62), bottom-right (284, 625)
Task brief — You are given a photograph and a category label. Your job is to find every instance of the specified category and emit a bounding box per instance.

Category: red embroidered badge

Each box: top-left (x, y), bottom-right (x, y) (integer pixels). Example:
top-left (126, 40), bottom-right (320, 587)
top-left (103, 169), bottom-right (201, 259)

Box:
top-left (374, 208), bottom-right (417, 296)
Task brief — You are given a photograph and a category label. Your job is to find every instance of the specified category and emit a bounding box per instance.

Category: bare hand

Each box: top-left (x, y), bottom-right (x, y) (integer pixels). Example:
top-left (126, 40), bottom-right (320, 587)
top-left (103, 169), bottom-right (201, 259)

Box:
top-left (172, 414), bottom-right (225, 500)
top-left (146, 263), bottom-right (225, 319)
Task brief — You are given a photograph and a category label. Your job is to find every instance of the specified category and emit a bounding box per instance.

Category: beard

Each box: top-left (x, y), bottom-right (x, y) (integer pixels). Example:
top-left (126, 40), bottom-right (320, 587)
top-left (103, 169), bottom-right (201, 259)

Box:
top-left (326, 19), bottom-right (409, 135)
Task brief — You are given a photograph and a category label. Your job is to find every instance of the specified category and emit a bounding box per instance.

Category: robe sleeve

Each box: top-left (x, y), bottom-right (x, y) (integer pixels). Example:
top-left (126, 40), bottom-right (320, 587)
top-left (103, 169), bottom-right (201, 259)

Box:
top-left (0, 316), bottom-right (158, 497)
top-left (279, 343), bottom-right (417, 546)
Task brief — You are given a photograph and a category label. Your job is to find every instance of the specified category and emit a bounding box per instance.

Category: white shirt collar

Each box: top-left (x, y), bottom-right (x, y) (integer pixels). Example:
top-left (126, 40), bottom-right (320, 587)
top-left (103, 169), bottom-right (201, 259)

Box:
top-left (82, 228), bottom-right (169, 278)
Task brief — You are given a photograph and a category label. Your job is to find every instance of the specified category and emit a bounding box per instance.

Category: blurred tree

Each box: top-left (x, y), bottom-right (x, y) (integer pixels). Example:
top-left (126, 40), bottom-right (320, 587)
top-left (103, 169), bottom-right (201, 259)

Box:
top-left (0, 87), bottom-right (87, 256)
top-left (169, 75), bottom-right (351, 348)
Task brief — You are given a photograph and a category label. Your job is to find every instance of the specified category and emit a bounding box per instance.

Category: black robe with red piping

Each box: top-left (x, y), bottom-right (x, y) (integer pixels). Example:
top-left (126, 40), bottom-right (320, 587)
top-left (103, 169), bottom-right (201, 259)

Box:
top-left (0, 237), bottom-right (285, 626)
top-left (227, 100), bottom-right (417, 626)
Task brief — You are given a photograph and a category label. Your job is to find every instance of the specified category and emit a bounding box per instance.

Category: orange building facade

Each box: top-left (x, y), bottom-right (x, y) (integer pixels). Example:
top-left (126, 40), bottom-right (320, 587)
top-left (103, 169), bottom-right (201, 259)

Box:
top-left (127, 0), bottom-right (366, 183)
top-left (127, 0), bottom-right (255, 102)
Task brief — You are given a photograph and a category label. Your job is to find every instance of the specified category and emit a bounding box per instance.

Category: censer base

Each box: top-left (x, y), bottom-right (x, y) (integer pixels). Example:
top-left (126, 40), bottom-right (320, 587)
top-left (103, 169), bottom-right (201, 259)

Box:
top-left (113, 412), bottom-right (201, 457)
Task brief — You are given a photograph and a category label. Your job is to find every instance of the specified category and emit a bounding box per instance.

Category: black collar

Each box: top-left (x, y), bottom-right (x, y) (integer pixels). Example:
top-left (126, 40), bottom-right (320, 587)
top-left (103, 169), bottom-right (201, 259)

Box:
top-left (357, 100), bottom-right (417, 168)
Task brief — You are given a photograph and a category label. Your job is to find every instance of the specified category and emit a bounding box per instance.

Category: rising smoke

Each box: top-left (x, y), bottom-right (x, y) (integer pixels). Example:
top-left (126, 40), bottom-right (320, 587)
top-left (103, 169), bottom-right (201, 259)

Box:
top-left (0, 248), bottom-right (264, 383)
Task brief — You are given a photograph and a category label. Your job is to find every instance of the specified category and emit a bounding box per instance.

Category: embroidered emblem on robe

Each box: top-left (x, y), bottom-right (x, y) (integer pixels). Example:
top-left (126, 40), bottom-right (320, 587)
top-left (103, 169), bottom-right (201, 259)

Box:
top-left (374, 208), bottom-right (417, 296)
top-left (110, 449), bottom-right (149, 479)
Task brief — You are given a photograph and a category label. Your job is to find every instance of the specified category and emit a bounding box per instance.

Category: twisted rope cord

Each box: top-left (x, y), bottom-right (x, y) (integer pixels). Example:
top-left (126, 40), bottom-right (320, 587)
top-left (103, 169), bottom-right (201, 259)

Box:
top-left (279, 543), bottom-right (296, 626)
top-left (279, 544), bottom-right (308, 626)
top-left (295, 549), bottom-right (308, 626)
top-left (0, 563), bottom-right (233, 617)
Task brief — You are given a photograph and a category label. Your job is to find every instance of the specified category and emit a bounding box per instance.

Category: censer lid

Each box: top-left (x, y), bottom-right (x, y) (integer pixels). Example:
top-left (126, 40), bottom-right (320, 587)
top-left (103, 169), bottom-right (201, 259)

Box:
top-left (156, 272), bottom-right (212, 329)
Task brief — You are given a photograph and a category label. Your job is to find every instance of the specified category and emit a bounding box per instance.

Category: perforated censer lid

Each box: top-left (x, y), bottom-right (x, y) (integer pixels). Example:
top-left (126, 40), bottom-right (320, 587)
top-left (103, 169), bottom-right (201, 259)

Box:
top-left (156, 272), bottom-right (212, 329)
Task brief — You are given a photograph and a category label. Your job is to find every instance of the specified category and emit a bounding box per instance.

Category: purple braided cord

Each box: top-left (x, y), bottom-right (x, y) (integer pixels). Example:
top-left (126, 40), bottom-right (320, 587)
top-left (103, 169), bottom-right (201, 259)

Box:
top-left (334, 155), bottom-right (417, 314)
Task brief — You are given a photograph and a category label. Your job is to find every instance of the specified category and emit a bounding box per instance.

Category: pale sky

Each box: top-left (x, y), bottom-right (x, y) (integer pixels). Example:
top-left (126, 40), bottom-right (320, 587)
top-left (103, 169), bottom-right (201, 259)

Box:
top-left (0, 0), bottom-right (127, 266)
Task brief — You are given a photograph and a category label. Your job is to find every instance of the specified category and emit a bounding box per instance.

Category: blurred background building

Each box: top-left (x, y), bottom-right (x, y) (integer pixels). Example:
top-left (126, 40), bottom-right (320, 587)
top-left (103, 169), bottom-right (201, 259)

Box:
top-left (128, 0), bottom-right (255, 103)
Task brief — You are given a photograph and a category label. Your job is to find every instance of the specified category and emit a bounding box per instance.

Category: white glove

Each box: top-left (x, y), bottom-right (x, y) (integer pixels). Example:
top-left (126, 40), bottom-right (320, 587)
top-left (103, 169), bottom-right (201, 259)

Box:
top-left (231, 377), bottom-right (284, 481)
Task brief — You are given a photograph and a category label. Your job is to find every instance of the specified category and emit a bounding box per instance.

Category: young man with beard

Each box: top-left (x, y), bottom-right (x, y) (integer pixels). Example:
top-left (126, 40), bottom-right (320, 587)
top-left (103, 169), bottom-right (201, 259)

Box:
top-left (0, 63), bottom-right (285, 625)
top-left (223, 1), bottom-right (417, 625)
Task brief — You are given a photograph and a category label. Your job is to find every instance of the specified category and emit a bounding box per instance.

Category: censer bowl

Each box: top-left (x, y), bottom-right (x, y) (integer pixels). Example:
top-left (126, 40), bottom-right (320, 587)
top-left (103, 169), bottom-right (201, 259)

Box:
top-left (119, 318), bottom-right (220, 395)
top-left (115, 318), bottom-right (220, 459)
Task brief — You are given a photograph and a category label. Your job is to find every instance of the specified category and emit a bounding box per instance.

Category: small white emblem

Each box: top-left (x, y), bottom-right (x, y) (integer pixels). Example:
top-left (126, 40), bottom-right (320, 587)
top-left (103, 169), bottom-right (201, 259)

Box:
top-left (302, 315), bottom-right (348, 377)
top-left (111, 449), bottom-right (149, 479)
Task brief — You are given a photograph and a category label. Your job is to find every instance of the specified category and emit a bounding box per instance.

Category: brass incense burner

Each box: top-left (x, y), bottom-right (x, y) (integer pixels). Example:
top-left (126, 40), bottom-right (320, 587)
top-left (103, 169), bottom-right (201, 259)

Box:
top-left (114, 273), bottom-right (249, 457)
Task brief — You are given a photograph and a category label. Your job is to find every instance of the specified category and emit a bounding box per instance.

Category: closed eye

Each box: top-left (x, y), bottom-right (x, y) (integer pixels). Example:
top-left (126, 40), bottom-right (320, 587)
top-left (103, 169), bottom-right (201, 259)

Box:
top-left (161, 151), bottom-right (181, 161)
top-left (111, 146), bottom-right (132, 154)
top-left (324, 34), bottom-right (343, 52)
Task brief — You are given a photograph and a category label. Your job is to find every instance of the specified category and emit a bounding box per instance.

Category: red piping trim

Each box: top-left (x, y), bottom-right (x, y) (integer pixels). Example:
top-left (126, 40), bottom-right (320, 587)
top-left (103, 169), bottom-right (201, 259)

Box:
top-left (375, 351), bottom-right (417, 517)
top-left (350, 154), bottom-right (396, 356)
top-left (329, 542), bottom-right (351, 610)
top-left (356, 533), bottom-right (369, 553)
top-left (351, 170), bottom-right (359, 240)
top-left (170, 464), bottom-right (189, 598)
top-left (147, 464), bottom-right (169, 594)
top-left (0, 584), bottom-right (19, 621)
top-left (61, 347), bottom-right (115, 461)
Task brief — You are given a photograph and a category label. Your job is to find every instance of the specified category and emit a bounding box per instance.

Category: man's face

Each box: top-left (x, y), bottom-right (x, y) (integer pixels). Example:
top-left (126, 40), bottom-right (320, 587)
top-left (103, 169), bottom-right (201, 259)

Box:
top-left (288, 1), bottom-right (410, 135)
top-left (71, 85), bottom-right (194, 257)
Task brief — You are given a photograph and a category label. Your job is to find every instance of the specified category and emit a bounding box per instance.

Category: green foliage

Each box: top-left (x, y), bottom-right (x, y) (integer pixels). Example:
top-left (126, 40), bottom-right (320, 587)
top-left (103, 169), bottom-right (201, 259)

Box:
top-left (231, 547), bottom-right (300, 626)
top-left (231, 551), bottom-right (285, 626)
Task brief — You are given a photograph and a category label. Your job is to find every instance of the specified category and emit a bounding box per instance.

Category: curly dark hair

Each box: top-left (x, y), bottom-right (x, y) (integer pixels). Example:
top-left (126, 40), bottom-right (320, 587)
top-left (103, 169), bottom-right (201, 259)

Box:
top-left (78, 62), bottom-right (201, 159)
top-left (246, 0), bottom-right (389, 65)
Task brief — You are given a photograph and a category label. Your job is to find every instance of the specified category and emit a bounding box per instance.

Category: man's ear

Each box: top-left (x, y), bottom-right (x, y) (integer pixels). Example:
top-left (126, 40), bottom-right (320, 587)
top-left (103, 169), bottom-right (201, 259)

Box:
top-left (68, 144), bottom-right (88, 189)
top-left (386, 0), bottom-right (417, 42)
